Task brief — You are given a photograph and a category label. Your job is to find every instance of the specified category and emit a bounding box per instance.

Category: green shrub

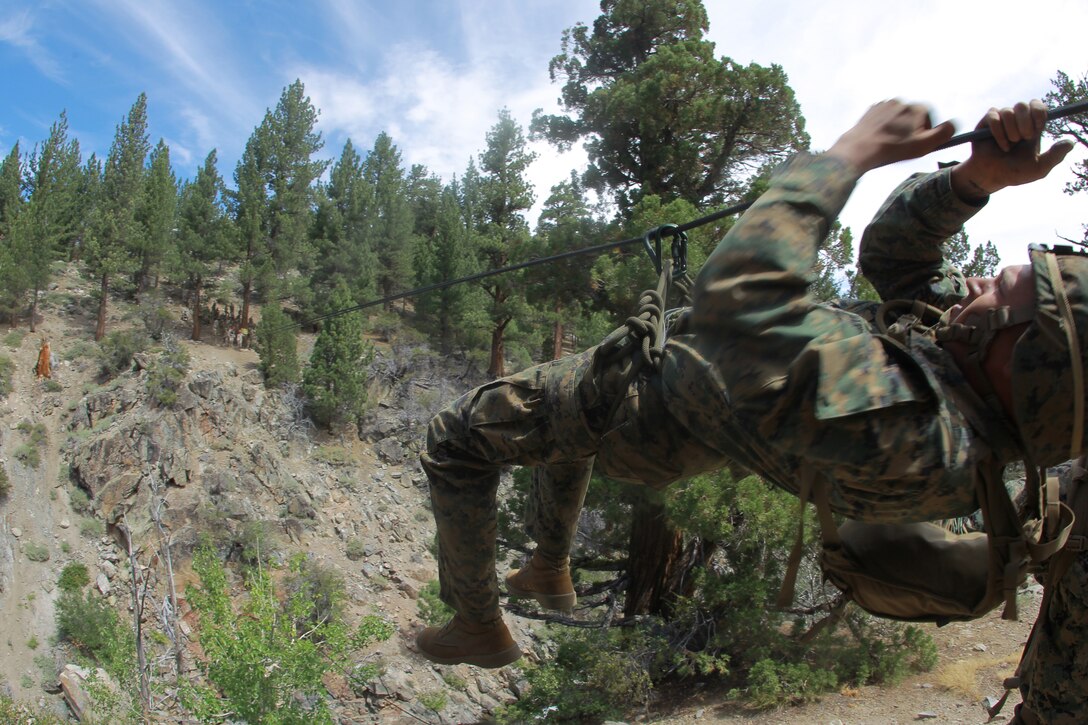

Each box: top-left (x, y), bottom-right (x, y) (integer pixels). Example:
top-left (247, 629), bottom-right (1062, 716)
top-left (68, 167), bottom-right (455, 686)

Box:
top-left (69, 486), bottom-right (91, 514)
top-left (80, 517), bottom-right (105, 538)
top-left (0, 465), bottom-right (10, 499)
top-left (313, 445), bottom-right (354, 467)
top-left (54, 588), bottom-right (135, 684)
top-left (43, 379), bottom-right (63, 393)
top-left (96, 329), bottom-right (149, 378)
top-left (26, 636), bottom-right (38, 650)
top-left (181, 546), bottom-right (352, 724)
top-left (13, 444), bottom-right (40, 469)
top-left (24, 542), bottom-right (50, 562)
top-left (741, 659), bottom-right (839, 709)
top-left (13, 422), bottom-right (47, 469)
top-left (345, 537), bottom-right (366, 561)
top-left (498, 627), bottom-right (657, 723)
top-left (417, 580), bottom-right (454, 626)
top-left (419, 690), bottom-right (447, 713)
top-left (58, 562), bottom-right (90, 592)
top-left (283, 555), bottom-right (346, 636)
top-left (146, 341), bottom-right (190, 406)
top-left (0, 354), bottom-right (14, 396)
top-left (60, 339), bottom-right (96, 362)
top-left (2, 330), bottom-right (26, 348)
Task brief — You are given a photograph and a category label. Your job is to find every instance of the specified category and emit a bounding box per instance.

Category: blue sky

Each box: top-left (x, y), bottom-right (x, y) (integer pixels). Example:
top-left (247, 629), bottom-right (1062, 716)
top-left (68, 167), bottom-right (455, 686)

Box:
top-left (2, 0), bottom-right (1087, 265)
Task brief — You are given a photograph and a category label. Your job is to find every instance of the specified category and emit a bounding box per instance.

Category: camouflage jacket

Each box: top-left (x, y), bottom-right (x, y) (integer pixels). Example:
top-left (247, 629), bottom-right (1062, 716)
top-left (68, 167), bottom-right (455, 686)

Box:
top-left (661, 154), bottom-right (1020, 522)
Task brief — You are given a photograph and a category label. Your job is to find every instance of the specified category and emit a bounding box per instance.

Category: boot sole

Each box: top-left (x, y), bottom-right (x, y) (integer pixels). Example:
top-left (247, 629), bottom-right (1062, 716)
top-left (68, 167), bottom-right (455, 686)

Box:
top-left (418, 643), bottom-right (523, 668)
top-left (506, 580), bottom-right (577, 612)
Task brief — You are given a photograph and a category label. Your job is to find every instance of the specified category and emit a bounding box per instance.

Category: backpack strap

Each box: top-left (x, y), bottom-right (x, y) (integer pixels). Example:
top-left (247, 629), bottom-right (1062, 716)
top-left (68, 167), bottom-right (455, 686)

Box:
top-left (777, 467), bottom-right (837, 609)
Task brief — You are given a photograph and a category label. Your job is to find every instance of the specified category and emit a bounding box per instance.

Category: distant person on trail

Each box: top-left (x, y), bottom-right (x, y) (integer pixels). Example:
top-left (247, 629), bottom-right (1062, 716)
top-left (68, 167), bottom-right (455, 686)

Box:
top-left (416, 97), bottom-right (1085, 723)
top-left (35, 339), bottom-right (52, 380)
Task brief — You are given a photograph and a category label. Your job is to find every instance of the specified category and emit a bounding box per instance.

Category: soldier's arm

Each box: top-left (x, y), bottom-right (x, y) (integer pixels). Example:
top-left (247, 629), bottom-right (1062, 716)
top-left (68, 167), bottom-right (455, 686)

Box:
top-left (858, 168), bottom-right (980, 308)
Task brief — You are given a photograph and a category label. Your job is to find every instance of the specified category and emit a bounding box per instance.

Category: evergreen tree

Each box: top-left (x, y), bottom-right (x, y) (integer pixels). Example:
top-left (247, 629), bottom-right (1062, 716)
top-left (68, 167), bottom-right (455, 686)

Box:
top-left (405, 164), bottom-right (443, 287)
top-left (134, 139), bottom-right (177, 295)
top-left (85, 93), bottom-right (150, 340)
top-left (1046, 68), bottom-right (1088, 244)
top-left (943, 229), bottom-right (1001, 278)
top-left (309, 139), bottom-right (376, 316)
top-left (303, 282), bottom-right (373, 430)
top-left (254, 303), bottom-right (300, 388)
top-left (23, 113), bottom-right (83, 330)
top-left (0, 144), bottom-right (27, 324)
top-left (416, 180), bottom-right (479, 354)
top-left (173, 151), bottom-right (228, 340)
top-left (529, 172), bottom-right (605, 358)
top-left (810, 223), bottom-right (855, 302)
top-left (363, 133), bottom-right (414, 308)
top-left (533, 0), bottom-right (808, 211)
top-left (233, 80), bottom-right (327, 325)
top-left (476, 109), bottom-right (536, 377)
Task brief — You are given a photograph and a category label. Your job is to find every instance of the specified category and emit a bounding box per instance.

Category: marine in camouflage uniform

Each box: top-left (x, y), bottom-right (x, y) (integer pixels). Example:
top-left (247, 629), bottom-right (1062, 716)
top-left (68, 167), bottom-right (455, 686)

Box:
top-left (420, 100), bottom-right (1087, 720)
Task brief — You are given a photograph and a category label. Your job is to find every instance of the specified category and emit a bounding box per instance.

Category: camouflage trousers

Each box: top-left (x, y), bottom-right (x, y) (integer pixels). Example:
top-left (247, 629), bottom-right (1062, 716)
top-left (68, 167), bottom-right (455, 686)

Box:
top-left (1015, 550), bottom-right (1088, 723)
top-left (421, 346), bottom-right (727, 622)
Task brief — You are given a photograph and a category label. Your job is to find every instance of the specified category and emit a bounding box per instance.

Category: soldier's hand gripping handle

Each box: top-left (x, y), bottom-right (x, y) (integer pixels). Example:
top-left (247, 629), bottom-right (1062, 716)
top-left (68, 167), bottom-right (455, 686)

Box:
top-left (826, 100), bottom-right (956, 174)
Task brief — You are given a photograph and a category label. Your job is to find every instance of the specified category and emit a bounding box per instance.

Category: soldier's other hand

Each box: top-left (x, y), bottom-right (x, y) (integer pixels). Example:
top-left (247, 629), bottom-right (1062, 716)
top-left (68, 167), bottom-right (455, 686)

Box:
top-left (950, 99), bottom-right (1075, 201)
top-left (826, 100), bottom-right (955, 174)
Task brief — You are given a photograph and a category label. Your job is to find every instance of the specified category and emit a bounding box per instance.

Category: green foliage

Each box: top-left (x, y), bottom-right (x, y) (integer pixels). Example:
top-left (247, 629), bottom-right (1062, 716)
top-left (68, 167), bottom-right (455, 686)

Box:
top-left (1046, 69), bottom-right (1088, 243)
top-left (419, 690), bottom-right (447, 713)
top-left (0, 464), bottom-right (10, 499)
top-left (313, 445), bottom-right (353, 467)
top-left (417, 580), bottom-right (454, 626)
top-left (26, 636), bottom-right (39, 650)
top-left (80, 517), bottom-right (105, 538)
top-left (42, 379), bottom-right (63, 393)
top-left (498, 627), bottom-right (656, 723)
top-left (146, 339), bottom-right (190, 406)
top-left (55, 588), bottom-right (135, 684)
top-left (0, 355), bottom-right (14, 397)
top-left (69, 485), bottom-right (91, 514)
top-left (58, 562), bottom-right (91, 592)
top-left (182, 546), bottom-right (351, 724)
top-left (303, 281), bottom-right (373, 429)
top-left (283, 555), bottom-right (345, 635)
top-left (741, 659), bottom-right (838, 709)
top-left (138, 290), bottom-right (174, 340)
top-left (345, 537), bottom-right (366, 561)
top-left (255, 303), bottom-right (300, 388)
top-left (235, 520), bottom-right (280, 569)
top-left (0, 687), bottom-right (66, 722)
top-left (95, 328), bottom-right (149, 378)
top-left (24, 542), bottom-right (50, 562)
top-left (13, 421), bottom-right (47, 469)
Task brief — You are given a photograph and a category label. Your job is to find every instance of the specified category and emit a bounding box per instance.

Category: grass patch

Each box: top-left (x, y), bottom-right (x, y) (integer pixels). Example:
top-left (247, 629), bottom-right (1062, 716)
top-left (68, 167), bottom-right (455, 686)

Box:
top-left (2, 329), bottom-right (26, 348)
top-left (80, 517), bottom-right (105, 538)
top-left (313, 445), bottom-right (354, 467)
top-left (935, 654), bottom-right (1020, 699)
top-left (24, 542), bottom-right (50, 562)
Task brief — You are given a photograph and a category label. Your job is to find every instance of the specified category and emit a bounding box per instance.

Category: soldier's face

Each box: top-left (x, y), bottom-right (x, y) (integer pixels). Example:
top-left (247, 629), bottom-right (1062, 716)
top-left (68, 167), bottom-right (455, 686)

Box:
top-left (947, 264), bottom-right (1035, 327)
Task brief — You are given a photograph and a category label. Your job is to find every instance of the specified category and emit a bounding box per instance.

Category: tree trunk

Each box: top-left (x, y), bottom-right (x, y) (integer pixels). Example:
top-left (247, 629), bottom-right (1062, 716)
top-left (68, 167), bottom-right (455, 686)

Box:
top-left (488, 319), bottom-right (508, 379)
top-left (240, 279), bottom-right (252, 335)
top-left (95, 272), bottom-right (109, 341)
top-left (623, 493), bottom-right (686, 617)
top-left (191, 282), bottom-right (202, 341)
top-left (552, 301), bottom-right (564, 361)
top-left (29, 284), bottom-right (39, 333)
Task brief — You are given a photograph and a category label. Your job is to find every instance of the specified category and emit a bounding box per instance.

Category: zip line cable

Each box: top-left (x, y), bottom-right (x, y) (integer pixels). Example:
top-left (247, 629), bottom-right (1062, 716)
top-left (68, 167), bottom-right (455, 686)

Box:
top-left (277, 98), bottom-right (1088, 333)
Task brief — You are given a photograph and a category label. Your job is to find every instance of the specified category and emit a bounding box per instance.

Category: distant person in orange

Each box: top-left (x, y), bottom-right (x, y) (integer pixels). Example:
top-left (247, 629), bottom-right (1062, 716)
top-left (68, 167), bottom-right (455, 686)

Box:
top-left (35, 339), bottom-right (52, 380)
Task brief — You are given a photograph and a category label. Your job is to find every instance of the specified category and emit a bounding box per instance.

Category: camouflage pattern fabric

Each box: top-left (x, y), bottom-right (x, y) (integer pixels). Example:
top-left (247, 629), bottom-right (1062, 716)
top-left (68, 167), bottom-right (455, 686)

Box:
top-left (422, 152), bottom-right (1086, 716)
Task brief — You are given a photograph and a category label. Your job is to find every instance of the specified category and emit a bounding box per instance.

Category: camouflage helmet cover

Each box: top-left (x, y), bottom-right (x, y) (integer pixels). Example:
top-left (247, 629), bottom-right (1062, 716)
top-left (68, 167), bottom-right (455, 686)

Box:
top-left (1010, 244), bottom-right (1088, 466)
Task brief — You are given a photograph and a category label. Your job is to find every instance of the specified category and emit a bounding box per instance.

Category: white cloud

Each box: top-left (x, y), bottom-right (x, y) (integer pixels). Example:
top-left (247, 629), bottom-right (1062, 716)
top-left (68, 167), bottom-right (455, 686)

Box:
top-left (0, 8), bottom-right (65, 82)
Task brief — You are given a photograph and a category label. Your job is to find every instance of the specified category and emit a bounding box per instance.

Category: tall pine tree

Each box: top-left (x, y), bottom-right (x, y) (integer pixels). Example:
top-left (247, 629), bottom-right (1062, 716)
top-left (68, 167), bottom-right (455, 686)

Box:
top-left (173, 151), bottom-right (228, 340)
top-left (85, 93), bottom-right (150, 340)
top-left (303, 282), bottom-right (373, 431)
top-left (135, 138), bottom-right (178, 295)
top-left (363, 133), bottom-right (414, 309)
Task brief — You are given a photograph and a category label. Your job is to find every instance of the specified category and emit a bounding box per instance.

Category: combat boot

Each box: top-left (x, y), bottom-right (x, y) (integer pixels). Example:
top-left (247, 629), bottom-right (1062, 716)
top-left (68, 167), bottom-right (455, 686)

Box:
top-left (505, 551), bottom-right (577, 611)
top-left (416, 614), bottom-right (522, 668)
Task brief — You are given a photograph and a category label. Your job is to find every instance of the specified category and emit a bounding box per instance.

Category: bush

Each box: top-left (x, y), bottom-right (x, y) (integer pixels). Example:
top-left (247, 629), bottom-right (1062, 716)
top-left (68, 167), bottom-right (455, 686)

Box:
top-left (0, 354), bottom-right (14, 396)
top-left (69, 486), bottom-right (91, 514)
top-left (146, 340), bottom-right (190, 406)
top-left (0, 465), bottom-right (10, 499)
top-left (96, 329), bottom-right (149, 379)
top-left (283, 555), bottom-right (346, 636)
top-left (58, 562), bottom-right (90, 592)
top-left (742, 659), bottom-right (839, 709)
top-left (0, 693), bottom-right (67, 724)
top-left (417, 580), bottom-right (454, 626)
top-left (43, 379), bottom-right (63, 393)
top-left (80, 517), bottom-right (105, 538)
top-left (14, 421), bottom-right (47, 469)
top-left (2, 330), bottom-right (26, 348)
top-left (55, 588), bottom-right (135, 684)
top-left (181, 546), bottom-right (352, 724)
top-left (345, 537), bottom-right (366, 561)
top-left (24, 542), bottom-right (50, 562)
top-left (498, 627), bottom-right (657, 723)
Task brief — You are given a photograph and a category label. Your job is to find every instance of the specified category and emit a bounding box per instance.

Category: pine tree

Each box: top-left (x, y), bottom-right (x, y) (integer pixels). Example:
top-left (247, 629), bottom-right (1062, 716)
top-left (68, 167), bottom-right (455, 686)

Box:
top-left (476, 109), bottom-right (536, 377)
top-left (23, 112), bottom-right (83, 330)
top-left (85, 94), bottom-right (150, 340)
top-left (1046, 69), bottom-right (1088, 244)
top-left (363, 133), bottom-right (414, 308)
top-left (174, 151), bottom-right (228, 340)
top-left (303, 282), bottom-right (372, 430)
top-left (254, 303), bottom-right (300, 389)
top-left (233, 80), bottom-right (327, 325)
top-left (135, 139), bottom-right (177, 295)
top-left (309, 139), bottom-right (376, 317)
top-left (0, 143), bottom-right (27, 324)
top-left (533, 0), bottom-right (808, 211)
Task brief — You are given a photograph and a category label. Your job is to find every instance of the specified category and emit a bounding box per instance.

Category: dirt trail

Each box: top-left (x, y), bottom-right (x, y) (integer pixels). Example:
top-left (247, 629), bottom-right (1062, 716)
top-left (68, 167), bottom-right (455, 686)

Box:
top-left (0, 319), bottom-right (89, 702)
